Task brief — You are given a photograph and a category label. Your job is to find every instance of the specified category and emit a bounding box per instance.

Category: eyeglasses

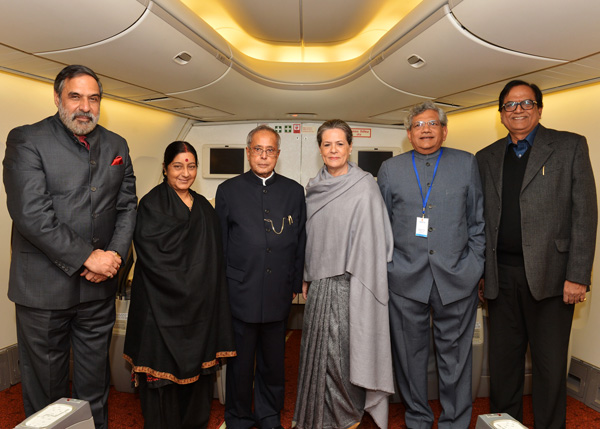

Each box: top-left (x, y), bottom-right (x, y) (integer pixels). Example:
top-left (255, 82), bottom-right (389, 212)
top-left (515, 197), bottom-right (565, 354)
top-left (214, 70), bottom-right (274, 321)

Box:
top-left (502, 99), bottom-right (537, 112)
top-left (250, 147), bottom-right (279, 157)
top-left (411, 120), bottom-right (441, 129)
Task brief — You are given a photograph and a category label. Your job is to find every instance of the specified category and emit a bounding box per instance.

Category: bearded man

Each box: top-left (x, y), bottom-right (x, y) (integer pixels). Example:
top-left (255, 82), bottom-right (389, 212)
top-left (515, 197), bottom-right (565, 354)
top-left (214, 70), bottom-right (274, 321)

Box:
top-left (3, 64), bottom-right (137, 428)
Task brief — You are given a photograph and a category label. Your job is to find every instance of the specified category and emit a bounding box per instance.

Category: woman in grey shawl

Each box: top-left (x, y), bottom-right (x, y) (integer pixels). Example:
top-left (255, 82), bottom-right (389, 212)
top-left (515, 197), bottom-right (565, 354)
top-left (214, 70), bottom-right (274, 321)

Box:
top-left (293, 120), bottom-right (395, 429)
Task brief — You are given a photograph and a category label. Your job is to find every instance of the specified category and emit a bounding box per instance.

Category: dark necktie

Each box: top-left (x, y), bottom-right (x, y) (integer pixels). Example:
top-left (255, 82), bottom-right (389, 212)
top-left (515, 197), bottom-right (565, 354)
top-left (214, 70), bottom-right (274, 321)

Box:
top-left (77, 135), bottom-right (89, 150)
top-left (512, 139), bottom-right (529, 158)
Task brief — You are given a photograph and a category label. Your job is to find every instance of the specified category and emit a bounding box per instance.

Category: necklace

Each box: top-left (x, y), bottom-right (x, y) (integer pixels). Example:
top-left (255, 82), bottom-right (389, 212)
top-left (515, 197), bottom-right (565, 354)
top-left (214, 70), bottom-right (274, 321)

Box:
top-left (180, 192), bottom-right (193, 210)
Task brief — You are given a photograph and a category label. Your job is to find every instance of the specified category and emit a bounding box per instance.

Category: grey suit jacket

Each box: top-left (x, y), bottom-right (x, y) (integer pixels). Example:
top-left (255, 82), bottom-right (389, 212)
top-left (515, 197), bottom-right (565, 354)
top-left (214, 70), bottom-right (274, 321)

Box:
top-left (378, 147), bottom-right (485, 305)
top-left (476, 125), bottom-right (597, 300)
top-left (3, 113), bottom-right (137, 309)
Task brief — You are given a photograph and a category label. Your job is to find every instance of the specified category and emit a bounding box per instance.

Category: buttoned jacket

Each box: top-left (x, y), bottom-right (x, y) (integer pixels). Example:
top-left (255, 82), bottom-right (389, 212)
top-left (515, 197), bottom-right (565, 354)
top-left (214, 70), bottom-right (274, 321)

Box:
top-left (215, 171), bottom-right (306, 323)
top-left (378, 147), bottom-right (485, 305)
top-left (476, 125), bottom-right (597, 300)
top-left (3, 113), bottom-right (137, 309)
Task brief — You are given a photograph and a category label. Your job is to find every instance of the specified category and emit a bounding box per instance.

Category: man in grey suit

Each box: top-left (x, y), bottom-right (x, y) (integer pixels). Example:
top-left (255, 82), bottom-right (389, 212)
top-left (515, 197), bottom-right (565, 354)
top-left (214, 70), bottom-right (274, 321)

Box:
top-left (476, 80), bottom-right (597, 428)
top-left (378, 101), bottom-right (485, 428)
top-left (3, 65), bottom-right (137, 428)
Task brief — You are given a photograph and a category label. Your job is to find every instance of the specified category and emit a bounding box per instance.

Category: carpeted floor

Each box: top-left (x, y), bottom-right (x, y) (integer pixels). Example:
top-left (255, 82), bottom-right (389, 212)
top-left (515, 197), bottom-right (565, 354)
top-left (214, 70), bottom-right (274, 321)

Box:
top-left (1, 330), bottom-right (599, 428)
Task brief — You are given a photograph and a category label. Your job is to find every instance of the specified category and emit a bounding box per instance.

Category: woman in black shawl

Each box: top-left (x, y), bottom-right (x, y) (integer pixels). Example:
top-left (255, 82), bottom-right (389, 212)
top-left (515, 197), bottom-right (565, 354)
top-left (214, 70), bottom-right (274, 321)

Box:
top-left (124, 141), bottom-right (236, 428)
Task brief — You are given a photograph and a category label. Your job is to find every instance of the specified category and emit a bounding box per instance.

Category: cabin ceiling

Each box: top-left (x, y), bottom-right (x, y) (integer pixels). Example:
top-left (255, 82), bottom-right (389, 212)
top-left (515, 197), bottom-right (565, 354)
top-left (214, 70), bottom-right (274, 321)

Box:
top-left (1, 0), bottom-right (600, 125)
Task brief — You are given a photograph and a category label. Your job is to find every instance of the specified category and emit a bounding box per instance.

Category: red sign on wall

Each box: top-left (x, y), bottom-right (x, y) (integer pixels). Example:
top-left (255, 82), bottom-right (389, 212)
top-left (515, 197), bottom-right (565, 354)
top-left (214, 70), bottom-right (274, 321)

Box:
top-left (352, 128), bottom-right (372, 138)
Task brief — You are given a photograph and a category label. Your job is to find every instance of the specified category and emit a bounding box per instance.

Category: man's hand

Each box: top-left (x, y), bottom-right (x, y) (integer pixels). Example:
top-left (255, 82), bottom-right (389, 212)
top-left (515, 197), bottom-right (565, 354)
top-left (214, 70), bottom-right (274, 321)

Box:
top-left (478, 278), bottom-right (485, 303)
top-left (302, 281), bottom-right (310, 300)
top-left (80, 268), bottom-right (109, 283)
top-left (83, 249), bottom-right (121, 279)
top-left (563, 280), bottom-right (587, 304)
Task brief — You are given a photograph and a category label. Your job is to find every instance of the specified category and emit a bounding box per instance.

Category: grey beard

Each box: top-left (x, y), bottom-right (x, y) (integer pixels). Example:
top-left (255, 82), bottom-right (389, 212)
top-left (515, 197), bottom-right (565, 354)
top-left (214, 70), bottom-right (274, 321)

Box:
top-left (58, 104), bottom-right (99, 136)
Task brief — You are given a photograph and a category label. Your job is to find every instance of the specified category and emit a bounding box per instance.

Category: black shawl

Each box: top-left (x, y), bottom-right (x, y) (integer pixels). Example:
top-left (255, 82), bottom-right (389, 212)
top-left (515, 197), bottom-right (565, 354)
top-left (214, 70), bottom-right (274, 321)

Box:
top-left (124, 181), bottom-right (235, 383)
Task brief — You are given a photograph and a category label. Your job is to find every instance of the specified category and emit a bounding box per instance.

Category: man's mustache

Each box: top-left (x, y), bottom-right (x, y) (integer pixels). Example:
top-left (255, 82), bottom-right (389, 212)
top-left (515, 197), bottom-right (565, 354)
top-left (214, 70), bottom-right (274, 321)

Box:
top-left (72, 110), bottom-right (94, 120)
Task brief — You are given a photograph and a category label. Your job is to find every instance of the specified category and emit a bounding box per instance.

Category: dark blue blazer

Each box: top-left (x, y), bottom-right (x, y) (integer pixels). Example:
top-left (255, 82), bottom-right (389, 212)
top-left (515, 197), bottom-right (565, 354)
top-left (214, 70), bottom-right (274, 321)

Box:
top-left (215, 171), bottom-right (306, 323)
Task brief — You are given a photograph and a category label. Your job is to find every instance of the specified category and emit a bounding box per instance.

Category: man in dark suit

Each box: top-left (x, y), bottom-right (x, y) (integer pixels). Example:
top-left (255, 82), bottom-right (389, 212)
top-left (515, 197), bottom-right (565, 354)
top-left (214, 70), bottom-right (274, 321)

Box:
top-left (3, 65), bottom-right (137, 428)
top-left (216, 125), bottom-right (306, 429)
top-left (476, 80), bottom-right (597, 428)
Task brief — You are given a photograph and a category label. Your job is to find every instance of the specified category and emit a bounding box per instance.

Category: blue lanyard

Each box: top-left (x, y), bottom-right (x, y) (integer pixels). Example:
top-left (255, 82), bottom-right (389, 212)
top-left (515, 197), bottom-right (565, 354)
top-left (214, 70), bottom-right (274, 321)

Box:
top-left (412, 149), bottom-right (443, 217)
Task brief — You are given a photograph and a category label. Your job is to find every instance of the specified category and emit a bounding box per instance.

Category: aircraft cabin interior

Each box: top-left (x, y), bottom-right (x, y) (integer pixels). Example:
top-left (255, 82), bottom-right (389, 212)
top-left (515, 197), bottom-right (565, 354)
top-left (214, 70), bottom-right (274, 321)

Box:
top-left (1, 0), bottom-right (600, 424)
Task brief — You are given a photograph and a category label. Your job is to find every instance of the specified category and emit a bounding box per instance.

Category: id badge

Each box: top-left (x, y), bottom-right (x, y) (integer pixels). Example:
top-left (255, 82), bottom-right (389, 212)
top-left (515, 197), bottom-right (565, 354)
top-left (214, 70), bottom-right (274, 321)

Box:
top-left (416, 217), bottom-right (429, 237)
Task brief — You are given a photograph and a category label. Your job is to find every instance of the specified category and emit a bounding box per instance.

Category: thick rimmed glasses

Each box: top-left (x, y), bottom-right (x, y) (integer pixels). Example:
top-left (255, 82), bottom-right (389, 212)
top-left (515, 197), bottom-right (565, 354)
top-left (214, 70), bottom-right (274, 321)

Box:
top-left (502, 99), bottom-right (537, 112)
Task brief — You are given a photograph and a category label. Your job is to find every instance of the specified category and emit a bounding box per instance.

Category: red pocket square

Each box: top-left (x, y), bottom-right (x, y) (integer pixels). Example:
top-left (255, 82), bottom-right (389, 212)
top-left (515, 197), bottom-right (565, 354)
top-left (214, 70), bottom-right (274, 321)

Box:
top-left (111, 156), bottom-right (123, 166)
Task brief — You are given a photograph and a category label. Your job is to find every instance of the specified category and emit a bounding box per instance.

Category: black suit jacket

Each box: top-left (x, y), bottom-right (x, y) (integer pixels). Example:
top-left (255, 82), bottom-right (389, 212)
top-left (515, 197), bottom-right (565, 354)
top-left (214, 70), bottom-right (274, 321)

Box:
top-left (476, 125), bottom-right (597, 300)
top-left (3, 114), bottom-right (137, 309)
top-left (215, 171), bottom-right (306, 323)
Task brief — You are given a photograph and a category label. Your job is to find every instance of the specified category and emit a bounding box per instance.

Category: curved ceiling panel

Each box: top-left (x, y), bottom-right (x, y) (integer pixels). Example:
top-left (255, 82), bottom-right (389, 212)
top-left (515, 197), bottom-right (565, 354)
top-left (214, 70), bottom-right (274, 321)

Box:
top-left (168, 65), bottom-right (424, 124)
top-left (301, 0), bottom-right (389, 44)
top-left (229, 54), bottom-right (368, 88)
top-left (218, 0), bottom-right (389, 44)
top-left (450, 0), bottom-right (600, 61)
top-left (217, 0), bottom-right (301, 43)
top-left (38, 5), bottom-right (231, 94)
top-left (0, 0), bottom-right (148, 53)
top-left (371, 6), bottom-right (564, 100)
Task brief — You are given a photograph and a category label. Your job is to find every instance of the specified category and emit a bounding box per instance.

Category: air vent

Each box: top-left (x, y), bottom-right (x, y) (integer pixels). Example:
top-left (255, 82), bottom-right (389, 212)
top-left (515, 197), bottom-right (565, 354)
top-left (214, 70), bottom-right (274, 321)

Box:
top-left (141, 97), bottom-right (170, 103)
top-left (173, 51), bottom-right (192, 65)
top-left (434, 101), bottom-right (461, 108)
top-left (407, 54), bottom-right (426, 69)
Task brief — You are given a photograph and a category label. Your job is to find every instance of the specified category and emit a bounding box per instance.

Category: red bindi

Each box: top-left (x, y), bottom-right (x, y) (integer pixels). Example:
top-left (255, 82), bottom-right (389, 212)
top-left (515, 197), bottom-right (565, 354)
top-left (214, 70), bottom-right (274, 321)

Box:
top-left (185, 158), bottom-right (188, 162)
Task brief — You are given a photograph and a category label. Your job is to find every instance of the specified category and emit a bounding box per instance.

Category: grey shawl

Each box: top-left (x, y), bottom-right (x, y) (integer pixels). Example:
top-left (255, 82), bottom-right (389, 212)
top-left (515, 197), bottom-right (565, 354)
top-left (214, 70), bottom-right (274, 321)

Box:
top-left (304, 162), bottom-right (394, 428)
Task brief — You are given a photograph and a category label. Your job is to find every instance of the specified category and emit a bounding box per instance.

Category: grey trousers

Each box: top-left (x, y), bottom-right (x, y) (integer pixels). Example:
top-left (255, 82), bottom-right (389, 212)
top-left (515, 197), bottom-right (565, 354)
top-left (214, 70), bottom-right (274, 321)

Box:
top-left (16, 296), bottom-right (115, 429)
top-left (389, 283), bottom-right (478, 429)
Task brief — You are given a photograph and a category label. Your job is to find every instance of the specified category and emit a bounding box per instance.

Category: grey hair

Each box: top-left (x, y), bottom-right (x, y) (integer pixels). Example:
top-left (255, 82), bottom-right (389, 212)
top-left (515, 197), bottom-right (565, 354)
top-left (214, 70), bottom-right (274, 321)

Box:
top-left (405, 101), bottom-right (447, 130)
top-left (246, 124), bottom-right (281, 149)
top-left (54, 64), bottom-right (103, 100)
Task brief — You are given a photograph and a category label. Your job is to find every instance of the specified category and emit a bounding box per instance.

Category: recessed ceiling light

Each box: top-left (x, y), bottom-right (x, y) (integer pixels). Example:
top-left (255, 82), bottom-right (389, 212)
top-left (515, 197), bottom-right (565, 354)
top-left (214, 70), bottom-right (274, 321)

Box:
top-left (181, 0), bottom-right (423, 63)
top-left (286, 113), bottom-right (317, 118)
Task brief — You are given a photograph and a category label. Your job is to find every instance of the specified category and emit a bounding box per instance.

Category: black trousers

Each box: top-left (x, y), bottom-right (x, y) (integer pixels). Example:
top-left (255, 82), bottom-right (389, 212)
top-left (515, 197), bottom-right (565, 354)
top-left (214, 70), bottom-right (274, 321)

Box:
top-left (225, 318), bottom-right (286, 429)
top-left (16, 296), bottom-right (115, 429)
top-left (488, 264), bottom-right (574, 429)
top-left (139, 374), bottom-right (214, 429)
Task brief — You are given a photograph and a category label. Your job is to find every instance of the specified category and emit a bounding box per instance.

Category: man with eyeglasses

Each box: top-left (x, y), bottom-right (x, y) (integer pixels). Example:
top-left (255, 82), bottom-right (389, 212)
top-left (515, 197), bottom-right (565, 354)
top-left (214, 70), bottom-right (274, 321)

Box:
top-left (215, 124), bottom-right (306, 429)
top-left (378, 101), bottom-right (485, 428)
top-left (476, 80), bottom-right (597, 428)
